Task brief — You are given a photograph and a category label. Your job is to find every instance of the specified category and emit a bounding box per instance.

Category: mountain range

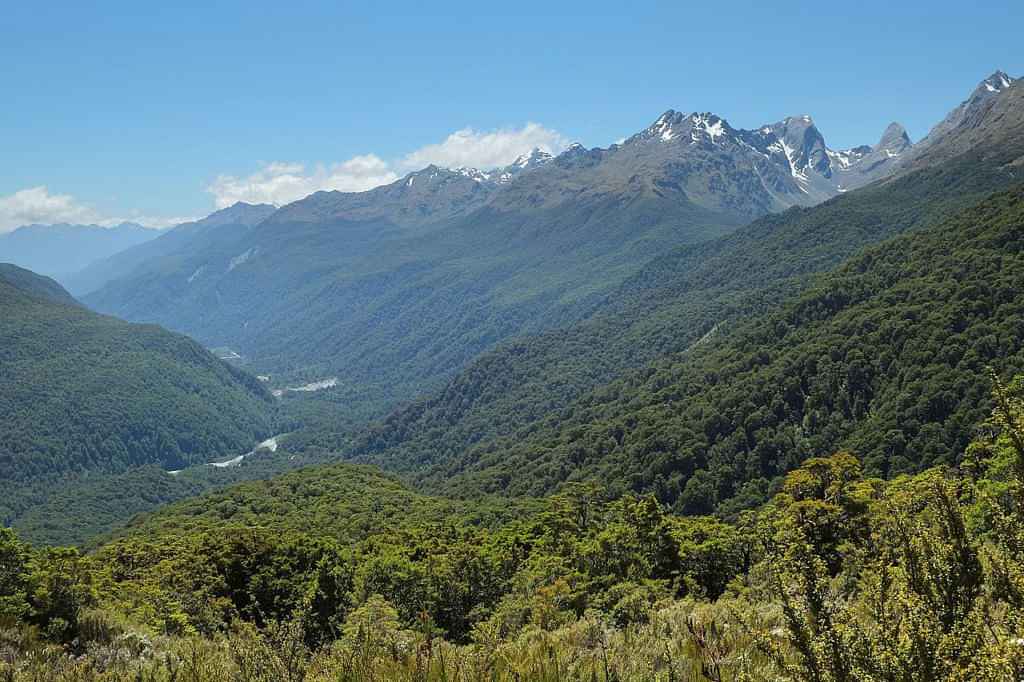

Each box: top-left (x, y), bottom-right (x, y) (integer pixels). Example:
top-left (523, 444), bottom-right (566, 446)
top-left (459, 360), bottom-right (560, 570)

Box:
top-left (62, 202), bottom-right (277, 296)
top-left (0, 221), bottom-right (160, 282)
top-left (74, 75), bottom-right (1019, 422)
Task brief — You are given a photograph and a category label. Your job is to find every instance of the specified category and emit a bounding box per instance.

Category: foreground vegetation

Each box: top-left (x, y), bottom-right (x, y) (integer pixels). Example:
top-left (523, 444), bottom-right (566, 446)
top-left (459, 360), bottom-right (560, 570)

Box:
top-left (3, 375), bottom-right (1024, 679)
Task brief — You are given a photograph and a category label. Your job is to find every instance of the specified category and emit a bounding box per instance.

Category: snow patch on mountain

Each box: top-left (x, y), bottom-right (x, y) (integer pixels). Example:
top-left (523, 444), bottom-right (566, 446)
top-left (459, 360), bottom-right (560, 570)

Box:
top-left (690, 114), bottom-right (726, 144)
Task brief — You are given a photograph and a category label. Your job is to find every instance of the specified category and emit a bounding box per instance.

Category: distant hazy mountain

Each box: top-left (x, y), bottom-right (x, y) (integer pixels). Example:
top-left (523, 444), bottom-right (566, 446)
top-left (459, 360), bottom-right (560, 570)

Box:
top-left (64, 202), bottom-right (277, 296)
top-left (0, 221), bottom-right (159, 282)
top-left (0, 262), bottom-right (274, 529)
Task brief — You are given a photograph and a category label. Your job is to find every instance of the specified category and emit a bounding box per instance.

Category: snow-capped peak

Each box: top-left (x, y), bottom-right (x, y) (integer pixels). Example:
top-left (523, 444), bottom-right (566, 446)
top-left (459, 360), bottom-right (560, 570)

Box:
top-left (982, 70), bottom-right (1014, 93)
top-left (650, 110), bottom-right (679, 141)
top-left (642, 110), bottom-right (732, 145)
top-left (453, 167), bottom-right (493, 183)
top-left (511, 148), bottom-right (554, 169)
top-left (558, 142), bottom-right (590, 157)
top-left (399, 164), bottom-right (489, 187)
top-left (826, 146), bottom-right (872, 170)
top-left (689, 113), bottom-right (727, 143)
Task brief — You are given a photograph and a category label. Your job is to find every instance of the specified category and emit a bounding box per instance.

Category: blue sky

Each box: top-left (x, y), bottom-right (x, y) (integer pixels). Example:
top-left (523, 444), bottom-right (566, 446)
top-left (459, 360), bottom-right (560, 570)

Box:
top-left (2, 0), bottom-right (1021, 230)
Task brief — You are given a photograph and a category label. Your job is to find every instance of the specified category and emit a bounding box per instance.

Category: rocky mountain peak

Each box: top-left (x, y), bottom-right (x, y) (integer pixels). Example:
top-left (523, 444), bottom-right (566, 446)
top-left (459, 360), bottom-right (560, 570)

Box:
top-left (552, 143), bottom-right (606, 169)
top-left (768, 115), bottom-right (831, 177)
top-left (916, 70), bottom-right (1018, 151)
top-left (511, 148), bottom-right (554, 170)
top-left (647, 109), bottom-right (683, 139)
top-left (980, 70), bottom-right (1014, 94)
top-left (400, 165), bottom-right (483, 186)
top-left (640, 110), bottom-right (733, 145)
top-left (876, 122), bottom-right (912, 153)
top-left (452, 167), bottom-right (494, 183)
top-left (201, 201), bottom-right (277, 228)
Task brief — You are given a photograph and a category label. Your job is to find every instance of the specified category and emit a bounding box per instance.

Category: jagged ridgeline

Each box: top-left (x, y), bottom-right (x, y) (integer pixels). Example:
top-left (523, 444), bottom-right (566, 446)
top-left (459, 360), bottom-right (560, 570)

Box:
top-left (0, 264), bottom-right (275, 527)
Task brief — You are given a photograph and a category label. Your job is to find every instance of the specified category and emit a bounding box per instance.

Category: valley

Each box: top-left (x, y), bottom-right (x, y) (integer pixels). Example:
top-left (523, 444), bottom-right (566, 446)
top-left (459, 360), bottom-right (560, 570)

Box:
top-left (77, 98), bottom-right (931, 419)
top-left (2, 41), bottom-right (1023, 681)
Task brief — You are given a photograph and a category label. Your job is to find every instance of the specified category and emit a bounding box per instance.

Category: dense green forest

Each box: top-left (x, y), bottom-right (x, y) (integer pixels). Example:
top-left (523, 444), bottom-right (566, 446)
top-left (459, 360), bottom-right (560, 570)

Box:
top-left (329, 138), bottom-right (1024, 478)
top-left (285, 80), bottom-right (1024, 460)
top-left (341, 186), bottom-right (1024, 517)
top-left (2, 374), bottom-right (1023, 679)
top-left (8, 445), bottom-right (330, 547)
top-left (0, 265), bottom-right (275, 529)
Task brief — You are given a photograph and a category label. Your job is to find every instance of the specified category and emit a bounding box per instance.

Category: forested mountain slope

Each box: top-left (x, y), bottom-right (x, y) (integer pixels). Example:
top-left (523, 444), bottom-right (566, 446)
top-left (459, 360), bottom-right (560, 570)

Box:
top-left (337, 85), bottom-right (1024, 477)
top-left (0, 263), bottom-right (79, 305)
top-left (410, 185), bottom-right (1024, 513)
top-left (8, 443), bottom-right (331, 548)
top-left (0, 264), bottom-right (275, 528)
top-left (111, 462), bottom-right (539, 543)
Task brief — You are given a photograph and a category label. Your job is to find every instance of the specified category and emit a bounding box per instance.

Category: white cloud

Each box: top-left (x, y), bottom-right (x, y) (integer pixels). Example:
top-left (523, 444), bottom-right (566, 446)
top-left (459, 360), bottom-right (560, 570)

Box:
top-left (206, 123), bottom-right (571, 209)
top-left (399, 122), bottom-right (569, 170)
top-left (0, 186), bottom-right (192, 233)
top-left (207, 155), bottom-right (399, 209)
top-left (4, 123), bottom-right (572, 231)
top-left (0, 186), bottom-right (104, 232)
